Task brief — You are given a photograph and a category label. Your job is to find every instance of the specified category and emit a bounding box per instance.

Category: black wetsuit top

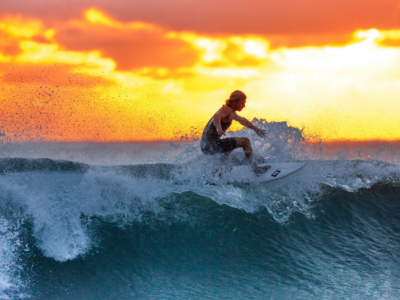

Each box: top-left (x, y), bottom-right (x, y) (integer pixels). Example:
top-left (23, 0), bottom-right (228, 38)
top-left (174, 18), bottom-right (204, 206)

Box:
top-left (200, 116), bottom-right (237, 155)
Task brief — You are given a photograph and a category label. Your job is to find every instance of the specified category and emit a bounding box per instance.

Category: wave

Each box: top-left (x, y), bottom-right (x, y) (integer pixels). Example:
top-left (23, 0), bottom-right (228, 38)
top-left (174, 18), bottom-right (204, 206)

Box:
top-left (1, 120), bottom-right (400, 298)
top-left (0, 158), bottom-right (89, 174)
top-left (0, 157), bottom-right (399, 261)
top-left (1, 165), bottom-right (400, 298)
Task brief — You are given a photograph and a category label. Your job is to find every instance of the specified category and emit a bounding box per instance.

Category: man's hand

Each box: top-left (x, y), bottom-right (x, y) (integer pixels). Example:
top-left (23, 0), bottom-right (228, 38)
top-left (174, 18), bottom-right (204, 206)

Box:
top-left (255, 128), bottom-right (266, 138)
top-left (217, 128), bottom-right (226, 137)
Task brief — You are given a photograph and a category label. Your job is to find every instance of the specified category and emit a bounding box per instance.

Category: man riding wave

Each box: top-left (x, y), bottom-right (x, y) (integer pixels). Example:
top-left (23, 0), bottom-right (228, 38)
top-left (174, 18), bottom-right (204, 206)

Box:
top-left (200, 90), bottom-right (270, 175)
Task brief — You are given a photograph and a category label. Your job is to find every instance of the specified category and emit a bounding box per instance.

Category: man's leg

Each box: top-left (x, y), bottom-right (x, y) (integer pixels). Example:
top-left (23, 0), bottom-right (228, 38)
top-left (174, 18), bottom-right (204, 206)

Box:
top-left (235, 137), bottom-right (257, 170)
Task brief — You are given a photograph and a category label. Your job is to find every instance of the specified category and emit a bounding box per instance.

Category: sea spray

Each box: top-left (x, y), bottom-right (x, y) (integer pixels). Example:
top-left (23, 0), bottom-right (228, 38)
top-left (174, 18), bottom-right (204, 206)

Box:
top-left (0, 216), bottom-right (27, 299)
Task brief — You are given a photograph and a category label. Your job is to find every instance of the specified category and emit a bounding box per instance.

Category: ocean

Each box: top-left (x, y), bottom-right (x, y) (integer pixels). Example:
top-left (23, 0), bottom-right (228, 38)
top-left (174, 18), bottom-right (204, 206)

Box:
top-left (1, 121), bottom-right (400, 299)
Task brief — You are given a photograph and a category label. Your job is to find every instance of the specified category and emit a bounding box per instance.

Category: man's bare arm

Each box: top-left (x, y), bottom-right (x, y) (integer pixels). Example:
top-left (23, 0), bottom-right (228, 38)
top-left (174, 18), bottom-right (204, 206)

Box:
top-left (233, 114), bottom-right (257, 130)
top-left (233, 113), bottom-right (266, 137)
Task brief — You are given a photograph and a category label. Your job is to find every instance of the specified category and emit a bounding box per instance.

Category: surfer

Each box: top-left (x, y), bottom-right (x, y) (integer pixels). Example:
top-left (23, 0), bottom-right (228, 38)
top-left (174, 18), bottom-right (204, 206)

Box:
top-left (200, 90), bottom-right (270, 175)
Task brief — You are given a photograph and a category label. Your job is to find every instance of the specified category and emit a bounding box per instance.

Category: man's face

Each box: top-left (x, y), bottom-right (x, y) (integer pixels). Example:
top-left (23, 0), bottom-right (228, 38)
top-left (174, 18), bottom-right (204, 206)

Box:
top-left (234, 99), bottom-right (246, 111)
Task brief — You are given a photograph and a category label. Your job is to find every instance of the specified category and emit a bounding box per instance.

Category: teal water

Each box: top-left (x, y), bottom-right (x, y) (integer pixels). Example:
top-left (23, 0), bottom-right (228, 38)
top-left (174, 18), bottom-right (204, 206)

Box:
top-left (0, 157), bottom-right (400, 299)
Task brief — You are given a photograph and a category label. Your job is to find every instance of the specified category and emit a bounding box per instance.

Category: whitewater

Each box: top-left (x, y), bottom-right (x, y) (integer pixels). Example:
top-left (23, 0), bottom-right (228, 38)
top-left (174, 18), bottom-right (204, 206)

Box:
top-left (1, 120), bottom-right (400, 299)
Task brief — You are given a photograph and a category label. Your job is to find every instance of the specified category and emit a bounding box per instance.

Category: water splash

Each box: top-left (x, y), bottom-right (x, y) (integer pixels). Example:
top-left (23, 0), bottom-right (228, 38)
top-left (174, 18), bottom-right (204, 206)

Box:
top-left (0, 216), bottom-right (27, 299)
top-left (0, 119), bottom-right (399, 266)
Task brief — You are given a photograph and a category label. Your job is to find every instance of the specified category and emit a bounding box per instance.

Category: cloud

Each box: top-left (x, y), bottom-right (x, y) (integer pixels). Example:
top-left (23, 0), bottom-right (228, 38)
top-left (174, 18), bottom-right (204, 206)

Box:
top-left (1, 0), bottom-right (400, 36)
top-left (199, 40), bottom-right (267, 67)
top-left (0, 15), bottom-right (44, 57)
top-left (53, 10), bottom-right (200, 71)
top-left (265, 33), bottom-right (356, 49)
top-left (0, 30), bottom-right (21, 56)
top-left (376, 30), bottom-right (400, 47)
top-left (0, 11), bottom-right (275, 79)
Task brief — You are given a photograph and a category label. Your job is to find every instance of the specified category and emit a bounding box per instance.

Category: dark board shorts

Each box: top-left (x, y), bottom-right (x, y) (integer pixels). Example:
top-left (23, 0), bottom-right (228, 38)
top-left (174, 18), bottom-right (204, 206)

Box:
top-left (200, 137), bottom-right (237, 155)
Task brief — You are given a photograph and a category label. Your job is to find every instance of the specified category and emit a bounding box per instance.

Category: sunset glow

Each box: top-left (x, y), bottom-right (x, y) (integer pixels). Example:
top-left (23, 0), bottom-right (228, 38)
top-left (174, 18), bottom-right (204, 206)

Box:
top-left (1, 5), bottom-right (400, 142)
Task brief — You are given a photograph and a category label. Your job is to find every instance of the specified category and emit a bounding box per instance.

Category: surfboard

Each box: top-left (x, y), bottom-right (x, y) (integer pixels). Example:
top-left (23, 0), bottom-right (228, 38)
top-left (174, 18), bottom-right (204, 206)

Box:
top-left (228, 162), bottom-right (306, 184)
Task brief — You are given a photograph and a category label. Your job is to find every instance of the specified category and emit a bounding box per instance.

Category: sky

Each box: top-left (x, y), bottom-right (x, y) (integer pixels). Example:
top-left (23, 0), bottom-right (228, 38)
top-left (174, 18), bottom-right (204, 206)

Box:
top-left (1, 0), bottom-right (400, 142)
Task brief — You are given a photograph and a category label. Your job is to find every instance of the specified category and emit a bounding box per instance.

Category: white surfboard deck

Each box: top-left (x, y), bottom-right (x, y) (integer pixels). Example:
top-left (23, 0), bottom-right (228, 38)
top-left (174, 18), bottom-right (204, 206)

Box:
top-left (228, 162), bottom-right (306, 184)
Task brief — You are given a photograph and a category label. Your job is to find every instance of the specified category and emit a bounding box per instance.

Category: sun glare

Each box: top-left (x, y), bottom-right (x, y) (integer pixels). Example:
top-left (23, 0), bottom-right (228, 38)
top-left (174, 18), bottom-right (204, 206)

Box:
top-left (242, 40), bottom-right (268, 58)
top-left (85, 8), bottom-right (153, 30)
top-left (194, 38), bottom-right (226, 62)
top-left (85, 9), bottom-right (114, 25)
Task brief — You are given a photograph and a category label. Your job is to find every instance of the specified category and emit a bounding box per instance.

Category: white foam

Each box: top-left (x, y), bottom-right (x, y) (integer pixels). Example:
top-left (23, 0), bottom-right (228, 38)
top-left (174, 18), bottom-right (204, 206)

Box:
top-left (0, 169), bottom-right (178, 261)
top-left (0, 218), bottom-right (26, 299)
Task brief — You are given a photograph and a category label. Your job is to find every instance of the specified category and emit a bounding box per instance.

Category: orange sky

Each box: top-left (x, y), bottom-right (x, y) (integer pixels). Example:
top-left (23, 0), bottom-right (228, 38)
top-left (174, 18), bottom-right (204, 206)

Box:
top-left (1, 1), bottom-right (400, 142)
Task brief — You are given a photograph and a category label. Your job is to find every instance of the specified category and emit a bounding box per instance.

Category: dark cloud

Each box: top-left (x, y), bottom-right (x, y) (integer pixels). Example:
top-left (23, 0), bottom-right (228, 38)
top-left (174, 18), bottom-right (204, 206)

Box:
top-left (1, 0), bottom-right (400, 36)
top-left (54, 21), bottom-right (199, 70)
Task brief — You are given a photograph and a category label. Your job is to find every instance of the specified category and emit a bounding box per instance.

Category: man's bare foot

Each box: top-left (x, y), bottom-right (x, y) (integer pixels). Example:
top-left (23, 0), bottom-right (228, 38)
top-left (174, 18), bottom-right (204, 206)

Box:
top-left (254, 165), bottom-right (271, 176)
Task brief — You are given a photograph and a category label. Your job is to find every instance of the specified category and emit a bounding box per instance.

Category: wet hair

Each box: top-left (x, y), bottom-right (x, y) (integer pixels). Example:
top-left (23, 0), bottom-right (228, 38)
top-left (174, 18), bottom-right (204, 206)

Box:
top-left (225, 90), bottom-right (247, 107)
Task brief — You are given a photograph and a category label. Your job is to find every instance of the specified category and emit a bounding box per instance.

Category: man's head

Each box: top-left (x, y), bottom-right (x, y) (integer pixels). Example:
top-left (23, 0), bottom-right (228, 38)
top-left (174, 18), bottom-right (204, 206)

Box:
top-left (225, 90), bottom-right (247, 111)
